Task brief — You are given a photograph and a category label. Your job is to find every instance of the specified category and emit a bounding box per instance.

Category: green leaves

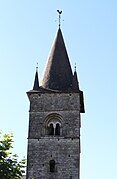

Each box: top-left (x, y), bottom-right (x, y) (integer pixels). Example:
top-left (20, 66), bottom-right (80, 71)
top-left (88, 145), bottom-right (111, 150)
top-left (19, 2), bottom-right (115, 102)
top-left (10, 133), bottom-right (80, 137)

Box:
top-left (0, 131), bottom-right (26, 179)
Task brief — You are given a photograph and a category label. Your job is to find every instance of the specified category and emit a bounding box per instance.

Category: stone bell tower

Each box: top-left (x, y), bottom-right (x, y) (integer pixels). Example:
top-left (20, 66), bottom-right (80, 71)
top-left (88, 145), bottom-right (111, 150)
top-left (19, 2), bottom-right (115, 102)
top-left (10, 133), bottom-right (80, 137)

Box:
top-left (26, 26), bottom-right (85, 179)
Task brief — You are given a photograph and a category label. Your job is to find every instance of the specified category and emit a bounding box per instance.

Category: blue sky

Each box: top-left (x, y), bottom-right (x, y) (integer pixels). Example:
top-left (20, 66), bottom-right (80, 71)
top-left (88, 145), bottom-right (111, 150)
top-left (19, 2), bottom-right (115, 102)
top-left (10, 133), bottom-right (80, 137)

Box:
top-left (0, 1), bottom-right (117, 178)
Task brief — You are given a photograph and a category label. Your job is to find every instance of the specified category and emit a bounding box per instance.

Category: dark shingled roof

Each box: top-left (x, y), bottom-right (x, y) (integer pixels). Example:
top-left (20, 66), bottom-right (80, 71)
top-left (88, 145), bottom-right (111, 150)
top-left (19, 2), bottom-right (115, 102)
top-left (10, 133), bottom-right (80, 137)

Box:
top-left (72, 71), bottom-right (79, 91)
top-left (33, 71), bottom-right (40, 90)
top-left (41, 28), bottom-right (73, 91)
top-left (27, 28), bottom-right (85, 113)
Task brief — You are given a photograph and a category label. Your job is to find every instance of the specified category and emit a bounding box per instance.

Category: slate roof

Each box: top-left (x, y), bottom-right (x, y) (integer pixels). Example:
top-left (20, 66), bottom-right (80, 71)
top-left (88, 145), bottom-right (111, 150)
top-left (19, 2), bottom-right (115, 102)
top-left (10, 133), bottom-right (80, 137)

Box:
top-left (33, 71), bottom-right (40, 90)
top-left (72, 71), bottom-right (79, 91)
top-left (41, 28), bottom-right (74, 91)
top-left (28, 28), bottom-right (85, 113)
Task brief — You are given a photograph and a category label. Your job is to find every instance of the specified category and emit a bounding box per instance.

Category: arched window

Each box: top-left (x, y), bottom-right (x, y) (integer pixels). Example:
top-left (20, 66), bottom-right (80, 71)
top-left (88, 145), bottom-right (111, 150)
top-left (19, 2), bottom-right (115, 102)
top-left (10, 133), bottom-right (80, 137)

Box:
top-left (48, 123), bottom-right (54, 135)
top-left (44, 113), bottom-right (63, 136)
top-left (49, 160), bottom-right (55, 172)
top-left (47, 123), bottom-right (61, 136)
top-left (55, 123), bottom-right (60, 135)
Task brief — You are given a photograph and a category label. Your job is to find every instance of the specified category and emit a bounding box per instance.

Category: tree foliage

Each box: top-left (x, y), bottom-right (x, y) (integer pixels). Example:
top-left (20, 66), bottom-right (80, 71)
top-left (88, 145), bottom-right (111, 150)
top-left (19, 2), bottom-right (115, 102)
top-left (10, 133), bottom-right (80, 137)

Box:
top-left (0, 131), bottom-right (26, 179)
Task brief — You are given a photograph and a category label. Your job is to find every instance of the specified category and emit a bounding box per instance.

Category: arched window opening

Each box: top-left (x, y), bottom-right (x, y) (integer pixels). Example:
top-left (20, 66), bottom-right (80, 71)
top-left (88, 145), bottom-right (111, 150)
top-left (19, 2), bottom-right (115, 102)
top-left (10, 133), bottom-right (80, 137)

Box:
top-left (44, 113), bottom-right (63, 136)
top-left (48, 123), bottom-right (54, 135)
top-left (55, 123), bottom-right (60, 136)
top-left (49, 160), bottom-right (55, 172)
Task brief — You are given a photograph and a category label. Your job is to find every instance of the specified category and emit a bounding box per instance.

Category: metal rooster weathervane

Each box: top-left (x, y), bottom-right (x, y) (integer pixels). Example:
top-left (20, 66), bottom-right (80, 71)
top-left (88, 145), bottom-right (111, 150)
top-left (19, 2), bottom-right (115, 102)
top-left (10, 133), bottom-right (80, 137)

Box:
top-left (57, 10), bottom-right (62, 28)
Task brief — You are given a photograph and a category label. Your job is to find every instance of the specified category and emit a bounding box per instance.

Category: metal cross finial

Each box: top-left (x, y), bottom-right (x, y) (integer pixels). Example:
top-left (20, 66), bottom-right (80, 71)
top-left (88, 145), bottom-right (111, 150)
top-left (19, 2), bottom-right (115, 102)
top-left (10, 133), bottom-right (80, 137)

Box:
top-left (57, 10), bottom-right (62, 28)
top-left (74, 63), bottom-right (76, 72)
top-left (36, 62), bottom-right (38, 72)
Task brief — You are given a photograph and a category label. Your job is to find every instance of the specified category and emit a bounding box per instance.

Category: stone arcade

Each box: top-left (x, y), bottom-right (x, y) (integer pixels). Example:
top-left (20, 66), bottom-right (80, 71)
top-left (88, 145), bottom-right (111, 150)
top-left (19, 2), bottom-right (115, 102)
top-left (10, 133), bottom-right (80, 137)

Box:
top-left (26, 26), bottom-right (85, 179)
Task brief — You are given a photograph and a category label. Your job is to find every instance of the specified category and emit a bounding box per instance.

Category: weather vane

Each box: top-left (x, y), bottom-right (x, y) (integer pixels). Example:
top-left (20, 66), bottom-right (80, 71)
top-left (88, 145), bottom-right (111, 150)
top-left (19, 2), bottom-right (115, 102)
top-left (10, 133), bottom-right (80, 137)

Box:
top-left (57, 10), bottom-right (62, 28)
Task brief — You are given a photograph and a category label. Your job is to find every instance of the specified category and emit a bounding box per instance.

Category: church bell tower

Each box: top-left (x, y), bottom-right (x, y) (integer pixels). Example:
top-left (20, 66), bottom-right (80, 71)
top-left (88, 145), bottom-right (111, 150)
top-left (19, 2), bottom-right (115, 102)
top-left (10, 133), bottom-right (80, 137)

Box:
top-left (26, 25), bottom-right (85, 179)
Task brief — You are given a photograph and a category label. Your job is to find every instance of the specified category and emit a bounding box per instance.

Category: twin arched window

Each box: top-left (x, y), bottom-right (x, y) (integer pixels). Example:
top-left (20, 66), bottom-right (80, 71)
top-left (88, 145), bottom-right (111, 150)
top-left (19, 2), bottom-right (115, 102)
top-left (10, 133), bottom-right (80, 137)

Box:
top-left (48, 123), bottom-right (60, 136)
top-left (45, 113), bottom-right (62, 136)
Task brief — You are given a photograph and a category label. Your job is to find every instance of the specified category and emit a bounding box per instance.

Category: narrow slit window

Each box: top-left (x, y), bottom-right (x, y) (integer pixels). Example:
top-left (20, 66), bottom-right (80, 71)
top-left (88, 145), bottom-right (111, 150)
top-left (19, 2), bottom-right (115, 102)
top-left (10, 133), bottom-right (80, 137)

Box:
top-left (49, 160), bottom-right (55, 172)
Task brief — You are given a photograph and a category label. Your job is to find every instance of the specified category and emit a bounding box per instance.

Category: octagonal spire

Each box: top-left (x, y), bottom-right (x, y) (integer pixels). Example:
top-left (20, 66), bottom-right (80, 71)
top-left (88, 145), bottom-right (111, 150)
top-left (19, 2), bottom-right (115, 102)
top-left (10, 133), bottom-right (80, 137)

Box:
top-left (41, 28), bottom-right (73, 91)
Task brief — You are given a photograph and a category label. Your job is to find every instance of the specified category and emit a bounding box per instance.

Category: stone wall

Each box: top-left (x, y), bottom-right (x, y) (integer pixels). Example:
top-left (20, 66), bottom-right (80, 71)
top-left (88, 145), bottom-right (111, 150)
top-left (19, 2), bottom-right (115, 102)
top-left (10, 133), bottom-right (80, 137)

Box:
top-left (27, 138), bottom-right (80, 179)
top-left (26, 92), bottom-right (81, 179)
